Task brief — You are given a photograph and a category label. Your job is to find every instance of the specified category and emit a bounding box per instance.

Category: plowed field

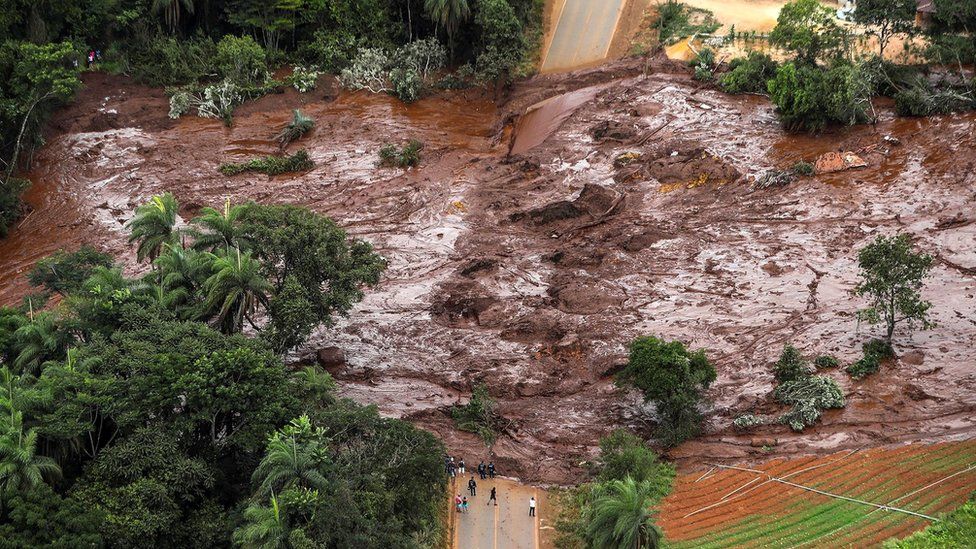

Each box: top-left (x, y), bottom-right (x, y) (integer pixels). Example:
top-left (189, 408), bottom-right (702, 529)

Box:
top-left (660, 441), bottom-right (976, 548)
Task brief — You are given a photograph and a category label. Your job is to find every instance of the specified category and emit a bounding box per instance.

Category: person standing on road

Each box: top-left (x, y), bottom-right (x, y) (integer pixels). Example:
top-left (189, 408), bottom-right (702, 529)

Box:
top-left (488, 461), bottom-right (496, 479)
top-left (478, 461), bottom-right (486, 479)
top-left (468, 476), bottom-right (477, 497)
top-left (487, 486), bottom-right (497, 506)
top-left (455, 494), bottom-right (462, 513)
top-left (462, 496), bottom-right (469, 513)
top-left (529, 496), bottom-right (536, 517)
top-left (459, 458), bottom-right (466, 475)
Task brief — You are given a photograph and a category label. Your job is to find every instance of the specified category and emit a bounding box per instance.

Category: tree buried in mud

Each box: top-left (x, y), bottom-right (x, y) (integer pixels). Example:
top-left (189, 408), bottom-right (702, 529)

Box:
top-left (616, 336), bottom-right (716, 447)
top-left (451, 382), bottom-right (504, 445)
top-left (854, 234), bottom-right (934, 344)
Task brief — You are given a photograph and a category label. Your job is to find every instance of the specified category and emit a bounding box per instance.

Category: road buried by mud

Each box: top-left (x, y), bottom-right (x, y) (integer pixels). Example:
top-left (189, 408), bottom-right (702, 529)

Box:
top-left (2, 57), bottom-right (975, 486)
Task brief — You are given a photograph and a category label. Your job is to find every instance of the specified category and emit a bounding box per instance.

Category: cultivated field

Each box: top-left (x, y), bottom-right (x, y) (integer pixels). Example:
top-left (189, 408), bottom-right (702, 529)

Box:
top-left (660, 441), bottom-right (976, 547)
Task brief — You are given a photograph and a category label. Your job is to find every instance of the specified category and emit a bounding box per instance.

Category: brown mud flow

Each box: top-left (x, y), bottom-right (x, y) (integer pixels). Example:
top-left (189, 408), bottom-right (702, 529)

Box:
top-left (2, 58), bottom-right (975, 485)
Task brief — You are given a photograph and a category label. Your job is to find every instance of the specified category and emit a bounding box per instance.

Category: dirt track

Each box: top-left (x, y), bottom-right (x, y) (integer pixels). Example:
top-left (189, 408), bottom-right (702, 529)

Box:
top-left (2, 57), bottom-right (975, 485)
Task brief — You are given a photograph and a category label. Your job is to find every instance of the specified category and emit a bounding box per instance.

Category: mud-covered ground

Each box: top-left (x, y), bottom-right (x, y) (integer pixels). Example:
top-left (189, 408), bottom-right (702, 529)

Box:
top-left (2, 57), bottom-right (974, 484)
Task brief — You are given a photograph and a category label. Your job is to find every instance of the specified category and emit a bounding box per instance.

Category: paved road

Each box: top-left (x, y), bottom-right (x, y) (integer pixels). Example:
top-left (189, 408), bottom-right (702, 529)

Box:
top-left (541, 0), bottom-right (627, 73)
top-left (452, 477), bottom-right (541, 549)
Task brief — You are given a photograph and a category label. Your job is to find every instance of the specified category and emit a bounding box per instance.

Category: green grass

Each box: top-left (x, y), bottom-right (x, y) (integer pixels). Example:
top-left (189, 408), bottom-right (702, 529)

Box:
top-left (218, 149), bottom-right (314, 176)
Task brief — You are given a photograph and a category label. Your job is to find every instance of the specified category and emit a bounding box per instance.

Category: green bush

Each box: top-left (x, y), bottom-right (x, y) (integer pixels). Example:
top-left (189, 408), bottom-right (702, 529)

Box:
top-left (125, 34), bottom-right (217, 87)
top-left (219, 150), bottom-right (314, 176)
top-left (719, 52), bottom-right (778, 94)
top-left (774, 344), bottom-right (812, 383)
top-left (617, 336), bottom-right (716, 447)
top-left (215, 35), bottom-right (268, 85)
top-left (792, 161), bottom-right (814, 176)
top-left (768, 61), bottom-right (874, 132)
top-left (689, 47), bottom-right (715, 68)
top-left (654, 1), bottom-right (720, 45)
top-left (814, 354), bottom-right (839, 369)
top-left (451, 383), bottom-right (502, 445)
top-left (298, 29), bottom-right (359, 73)
top-left (597, 430), bottom-right (675, 486)
top-left (378, 140), bottom-right (424, 168)
top-left (846, 338), bottom-right (894, 379)
top-left (894, 85), bottom-right (974, 117)
top-left (775, 375), bottom-right (845, 431)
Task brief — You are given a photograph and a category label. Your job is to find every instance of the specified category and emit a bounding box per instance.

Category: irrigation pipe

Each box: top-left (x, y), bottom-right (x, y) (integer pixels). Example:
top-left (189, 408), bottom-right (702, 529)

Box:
top-left (772, 478), bottom-right (938, 521)
top-left (695, 467), bottom-right (716, 483)
top-left (866, 462), bottom-right (976, 517)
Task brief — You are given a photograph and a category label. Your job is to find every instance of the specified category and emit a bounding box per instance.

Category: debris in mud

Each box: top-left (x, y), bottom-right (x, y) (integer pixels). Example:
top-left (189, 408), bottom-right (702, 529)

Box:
top-left (753, 169), bottom-right (794, 190)
top-left (814, 151), bottom-right (867, 174)
top-left (613, 151), bottom-right (642, 168)
top-left (589, 119), bottom-right (639, 142)
top-left (622, 140), bottom-right (742, 190)
top-left (905, 384), bottom-right (944, 402)
top-left (512, 183), bottom-right (621, 227)
top-left (548, 277), bottom-right (625, 315)
top-left (458, 258), bottom-right (498, 277)
top-left (619, 229), bottom-right (668, 252)
top-left (430, 285), bottom-right (498, 326)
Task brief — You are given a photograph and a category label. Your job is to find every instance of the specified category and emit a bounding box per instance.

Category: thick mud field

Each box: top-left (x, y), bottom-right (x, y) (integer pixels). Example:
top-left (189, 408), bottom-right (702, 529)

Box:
top-left (2, 58), bottom-right (974, 484)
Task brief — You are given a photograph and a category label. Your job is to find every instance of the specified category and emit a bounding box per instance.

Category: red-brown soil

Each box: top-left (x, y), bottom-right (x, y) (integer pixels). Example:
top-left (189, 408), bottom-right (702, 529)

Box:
top-left (1, 56), bottom-right (975, 486)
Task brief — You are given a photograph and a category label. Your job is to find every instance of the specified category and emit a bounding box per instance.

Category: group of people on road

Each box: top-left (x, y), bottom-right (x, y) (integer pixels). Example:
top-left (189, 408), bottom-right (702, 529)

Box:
top-left (449, 455), bottom-right (537, 517)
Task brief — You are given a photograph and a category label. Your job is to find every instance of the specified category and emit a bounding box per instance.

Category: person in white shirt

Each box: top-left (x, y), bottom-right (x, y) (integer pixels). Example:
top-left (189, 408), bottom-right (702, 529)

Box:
top-left (529, 496), bottom-right (536, 517)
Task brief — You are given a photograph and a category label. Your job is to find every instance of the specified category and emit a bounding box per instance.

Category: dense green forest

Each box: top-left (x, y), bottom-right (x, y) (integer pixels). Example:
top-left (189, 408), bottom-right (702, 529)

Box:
top-left (0, 0), bottom-right (543, 236)
top-left (0, 196), bottom-right (447, 547)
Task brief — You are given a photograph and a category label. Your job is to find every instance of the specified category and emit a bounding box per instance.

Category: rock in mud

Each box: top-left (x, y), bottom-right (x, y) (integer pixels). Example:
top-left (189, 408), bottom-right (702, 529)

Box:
top-left (514, 183), bottom-right (620, 226)
top-left (316, 346), bottom-right (346, 372)
top-left (814, 151), bottom-right (867, 174)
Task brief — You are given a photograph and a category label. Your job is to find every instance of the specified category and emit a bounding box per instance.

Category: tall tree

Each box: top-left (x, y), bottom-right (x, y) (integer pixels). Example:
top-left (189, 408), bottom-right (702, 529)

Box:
top-left (202, 248), bottom-right (272, 334)
top-left (0, 418), bottom-right (62, 502)
top-left (12, 312), bottom-right (70, 375)
top-left (770, 0), bottom-right (847, 65)
top-left (152, 0), bottom-right (195, 33)
top-left (127, 193), bottom-right (180, 264)
top-left (424, 0), bottom-right (470, 56)
top-left (233, 494), bottom-right (290, 549)
top-left (853, 234), bottom-right (934, 343)
top-left (853, 0), bottom-right (917, 57)
top-left (251, 415), bottom-right (329, 499)
top-left (189, 198), bottom-right (249, 253)
top-left (583, 477), bottom-right (663, 549)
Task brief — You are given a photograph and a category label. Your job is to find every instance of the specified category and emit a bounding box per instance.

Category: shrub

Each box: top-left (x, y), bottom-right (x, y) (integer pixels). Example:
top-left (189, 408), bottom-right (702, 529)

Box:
top-left (451, 383), bottom-right (503, 445)
top-left (290, 65), bottom-right (321, 93)
top-left (215, 35), bottom-right (268, 85)
top-left (340, 39), bottom-right (446, 102)
top-left (814, 354), bottom-right (839, 369)
top-left (894, 85), bottom-right (973, 117)
top-left (854, 234), bottom-right (934, 343)
top-left (275, 110), bottom-right (314, 148)
top-left (768, 61), bottom-right (874, 132)
top-left (125, 34), bottom-right (217, 87)
top-left (219, 150), bottom-right (314, 176)
top-left (654, 1), bottom-right (720, 45)
top-left (616, 336), bottom-right (717, 447)
top-left (733, 414), bottom-right (763, 429)
top-left (719, 52), bottom-right (778, 95)
top-left (378, 140), bottom-right (424, 168)
top-left (298, 29), bottom-right (358, 73)
top-left (846, 338), bottom-right (894, 379)
top-left (169, 80), bottom-right (243, 125)
top-left (792, 161), bottom-right (815, 176)
top-left (597, 430), bottom-right (675, 486)
top-left (775, 375), bottom-right (845, 431)
top-left (474, 0), bottom-right (526, 83)
top-left (694, 64), bottom-right (713, 82)
top-left (774, 344), bottom-right (812, 383)
top-left (689, 48), bottom-right (715, 68)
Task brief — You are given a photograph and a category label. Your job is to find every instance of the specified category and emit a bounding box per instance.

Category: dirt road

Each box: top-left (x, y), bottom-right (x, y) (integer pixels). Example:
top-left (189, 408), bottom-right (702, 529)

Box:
top-left (451, 477), bottom-right (544, 549)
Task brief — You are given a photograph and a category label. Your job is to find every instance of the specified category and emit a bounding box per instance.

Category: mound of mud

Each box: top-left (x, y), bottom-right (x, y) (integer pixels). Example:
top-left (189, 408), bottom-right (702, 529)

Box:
top-left (620, 140), bottom-right (742, 190)
top-left (511, 183), bottom-right (621, 226)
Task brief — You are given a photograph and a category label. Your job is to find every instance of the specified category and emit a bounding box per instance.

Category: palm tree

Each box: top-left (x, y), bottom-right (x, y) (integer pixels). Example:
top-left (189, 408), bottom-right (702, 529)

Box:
top-left (127, 193), bottom-right (180, 264)
top-left (153, 243), bottom-right (213, 316)
top-left (153, 0), bottom-right (195, 33)
top-left (0, 415), bottom-right (62, 502)
top-left (202, 248), bottom-right (272, 334)
top-left (424, 0), bottom-right (470, 56)
top-left (188, 198), bottom-right (250, 253)
top-left (233, 493), bottom-right (289, 549)
top-left (583, 477), bottom-right (663, 549)
top-left (251, 418), bottom-right (328, 499)
top-left (12, 312), bottom-right (71, 376)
